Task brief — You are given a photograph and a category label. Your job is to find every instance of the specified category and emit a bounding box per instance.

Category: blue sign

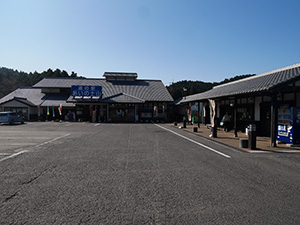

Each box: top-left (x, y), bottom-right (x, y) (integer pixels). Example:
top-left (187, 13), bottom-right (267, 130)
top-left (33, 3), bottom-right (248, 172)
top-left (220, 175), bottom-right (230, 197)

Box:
top-left (71, 85), bottom-right (102, 98)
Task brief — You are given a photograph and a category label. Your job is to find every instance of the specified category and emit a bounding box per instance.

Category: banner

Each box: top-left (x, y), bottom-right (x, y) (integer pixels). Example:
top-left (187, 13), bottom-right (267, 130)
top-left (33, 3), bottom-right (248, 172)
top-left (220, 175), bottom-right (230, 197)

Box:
top-left (58, 104), bottom-right (62, 116)
top-left (153, 106), bottom-right (158, 117)
top-left (90, 105), bottom-right (93, 117)
top-left (47, 106), bottom-right (50, 116)
top-left (52, 106), bottom-right (55, 118)
top-left (188, 108), bottom-right (191, 122)
top-left (209, 99), bottom-right (216, 127)
top-left (37, 105), bottom-right (40, 117)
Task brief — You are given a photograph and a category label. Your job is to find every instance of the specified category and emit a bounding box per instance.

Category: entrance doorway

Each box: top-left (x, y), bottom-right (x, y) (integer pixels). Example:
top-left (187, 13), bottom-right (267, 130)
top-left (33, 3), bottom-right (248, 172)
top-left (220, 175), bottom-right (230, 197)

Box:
top-left (260, 102), bottom-right (271, 136)
top-left (109, 104), bottom-right (135, 122)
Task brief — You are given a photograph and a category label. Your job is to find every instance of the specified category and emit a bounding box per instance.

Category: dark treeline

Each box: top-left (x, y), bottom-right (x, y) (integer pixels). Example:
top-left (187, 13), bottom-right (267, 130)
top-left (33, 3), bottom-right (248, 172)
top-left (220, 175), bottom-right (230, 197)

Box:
top-left (167, 74), bottom-right (255, 100)
top-left (0, 67), bottom-right (82, 98)
top-left (0, 67), bottom-right (255, 100)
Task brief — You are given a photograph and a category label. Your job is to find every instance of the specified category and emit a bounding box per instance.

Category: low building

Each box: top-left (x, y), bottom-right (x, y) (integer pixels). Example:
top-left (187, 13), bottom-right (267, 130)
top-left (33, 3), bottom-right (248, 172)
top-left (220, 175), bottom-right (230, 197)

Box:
top-left (179, 63), bottom-right (300, 146)
top-left (0, 72), bottom-right (174, 122)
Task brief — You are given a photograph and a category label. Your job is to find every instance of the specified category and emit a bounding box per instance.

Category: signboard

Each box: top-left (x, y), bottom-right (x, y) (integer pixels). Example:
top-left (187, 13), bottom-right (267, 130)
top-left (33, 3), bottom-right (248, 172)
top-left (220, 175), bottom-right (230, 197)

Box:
top-left (71, 85), bottom-right (102, 98)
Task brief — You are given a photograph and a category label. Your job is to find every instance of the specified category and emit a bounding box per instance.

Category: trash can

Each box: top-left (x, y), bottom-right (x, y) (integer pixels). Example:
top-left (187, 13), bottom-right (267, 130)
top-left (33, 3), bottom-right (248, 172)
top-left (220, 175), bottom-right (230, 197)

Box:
top-left (239, 138), bottom-right (248, 148)
top-left (193, 127), bottom-right (198, 132)
top-left (248, 123), bottom-right (256, 150)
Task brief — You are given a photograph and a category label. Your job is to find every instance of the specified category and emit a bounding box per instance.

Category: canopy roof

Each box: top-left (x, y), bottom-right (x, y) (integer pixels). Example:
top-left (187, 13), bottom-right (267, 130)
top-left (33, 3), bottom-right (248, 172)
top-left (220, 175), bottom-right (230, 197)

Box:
top-left (179, 63), bottom-right (300, 103)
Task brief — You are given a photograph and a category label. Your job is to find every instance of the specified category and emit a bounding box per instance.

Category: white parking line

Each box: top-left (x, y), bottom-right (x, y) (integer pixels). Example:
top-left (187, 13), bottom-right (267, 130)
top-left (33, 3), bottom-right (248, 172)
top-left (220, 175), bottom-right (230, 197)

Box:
top-left (0, 153), bottom-right (12, 156)
top-left (155, 124), bottom-right (231, 159)
top-left (2, 143), bottom-right (37, 146)
top-left (35, 133), bottom-right (70, 147)
top-left (0, 133), bottom-right (70, 163)
top-left (0, 150), bottom-right (28, 162)
top-left (0, 137), bottom-right (49, 139)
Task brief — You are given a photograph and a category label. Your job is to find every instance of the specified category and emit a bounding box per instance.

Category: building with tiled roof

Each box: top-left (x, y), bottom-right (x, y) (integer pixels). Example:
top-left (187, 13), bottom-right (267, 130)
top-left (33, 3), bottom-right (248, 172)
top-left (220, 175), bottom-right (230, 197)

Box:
top-left (0, 72), bottom-right (173, 122)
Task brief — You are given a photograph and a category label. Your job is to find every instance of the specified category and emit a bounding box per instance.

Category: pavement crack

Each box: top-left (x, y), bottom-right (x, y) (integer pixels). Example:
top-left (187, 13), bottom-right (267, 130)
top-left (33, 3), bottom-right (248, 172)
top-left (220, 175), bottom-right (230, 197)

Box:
top-left (21, 168), bottom-right (49, 185)
top-left (4, 191), bottom-right (19, 202)
top-left (21, 174), bottom-right (41, 185)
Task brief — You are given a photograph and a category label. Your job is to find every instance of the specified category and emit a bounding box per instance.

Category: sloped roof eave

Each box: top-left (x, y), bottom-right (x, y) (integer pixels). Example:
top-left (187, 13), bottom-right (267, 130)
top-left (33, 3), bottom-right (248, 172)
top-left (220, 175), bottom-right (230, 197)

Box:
top-left (0, 97), bottom-right (36, 107)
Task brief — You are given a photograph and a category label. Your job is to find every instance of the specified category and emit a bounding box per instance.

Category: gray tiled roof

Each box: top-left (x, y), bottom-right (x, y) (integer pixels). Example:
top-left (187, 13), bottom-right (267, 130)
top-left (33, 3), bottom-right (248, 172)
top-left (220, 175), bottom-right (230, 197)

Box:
top-left (0, 88), bottom-right (45, 106)
top-left (0, 88), bottom-right (75, 107)
top-left (0, 97), bottom-right (36, 107)
top-left (33, 78), bottom-right (174, 102)
top-left (102, 93), bottom-right (145, 103)
top-left (41, 93), bottom-right (75, 107)
top-left (180, 63), bottom-right (300, 103)
top-left (13, 97), bottom-right (36, 107)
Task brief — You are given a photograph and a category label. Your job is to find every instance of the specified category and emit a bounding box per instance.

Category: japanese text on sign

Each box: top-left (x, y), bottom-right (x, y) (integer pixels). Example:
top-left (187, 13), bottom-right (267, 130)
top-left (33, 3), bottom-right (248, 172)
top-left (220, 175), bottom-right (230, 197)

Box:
top-left (71, 85), bottom-right (102, 98)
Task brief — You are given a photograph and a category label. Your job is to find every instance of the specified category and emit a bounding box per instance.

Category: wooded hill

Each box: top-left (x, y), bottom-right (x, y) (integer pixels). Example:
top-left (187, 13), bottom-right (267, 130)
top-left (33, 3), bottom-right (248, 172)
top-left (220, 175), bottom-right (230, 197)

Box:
top-left (0, 67), bottom-right (80, 98)
top-left (166, 74), bottom-right (255, 100)
top-left (0, 67), bottom-right (255, 100)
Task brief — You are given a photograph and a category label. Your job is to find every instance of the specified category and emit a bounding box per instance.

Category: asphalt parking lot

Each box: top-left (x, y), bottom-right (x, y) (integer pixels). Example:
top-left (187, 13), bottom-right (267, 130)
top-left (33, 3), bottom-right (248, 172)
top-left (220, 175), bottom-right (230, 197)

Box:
top-left (1, 122), bottom-right (300, 224)
top-left (0, 122), bottom-right (70, 162)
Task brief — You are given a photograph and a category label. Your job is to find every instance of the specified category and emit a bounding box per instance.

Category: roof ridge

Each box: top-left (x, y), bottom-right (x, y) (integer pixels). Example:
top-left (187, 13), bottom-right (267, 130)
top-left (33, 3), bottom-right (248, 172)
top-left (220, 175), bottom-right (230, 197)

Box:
top-left (103, 92), bottom-right (145, 102)
top-left (122, 92), bottom-right (145, 101)
top-left (213, 62), bottom-right (300, 89)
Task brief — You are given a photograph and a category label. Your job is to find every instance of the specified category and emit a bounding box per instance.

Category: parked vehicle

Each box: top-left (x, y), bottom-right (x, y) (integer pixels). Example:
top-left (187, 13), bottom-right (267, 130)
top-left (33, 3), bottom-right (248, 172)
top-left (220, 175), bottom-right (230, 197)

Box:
top-left (0, 112), bottom-right (25, 125)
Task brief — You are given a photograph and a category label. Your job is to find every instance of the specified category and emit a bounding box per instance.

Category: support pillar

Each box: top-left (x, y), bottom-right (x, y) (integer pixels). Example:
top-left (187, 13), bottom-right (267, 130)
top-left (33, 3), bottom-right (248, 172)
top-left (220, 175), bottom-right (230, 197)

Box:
top-left (198, 101), bottom-right (200, 128)
top-left (270, 94), bottom-right (278, 147)
top-left (107, 103), bottom-right (109, 122)
top-left (234, 98), bottom-right (238, 137)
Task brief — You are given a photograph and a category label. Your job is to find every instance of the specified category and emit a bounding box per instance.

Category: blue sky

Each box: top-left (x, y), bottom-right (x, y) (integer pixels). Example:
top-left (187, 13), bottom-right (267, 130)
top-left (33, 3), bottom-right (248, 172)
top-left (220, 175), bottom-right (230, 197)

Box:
top-left (1, 0), bottom-right (300, 85)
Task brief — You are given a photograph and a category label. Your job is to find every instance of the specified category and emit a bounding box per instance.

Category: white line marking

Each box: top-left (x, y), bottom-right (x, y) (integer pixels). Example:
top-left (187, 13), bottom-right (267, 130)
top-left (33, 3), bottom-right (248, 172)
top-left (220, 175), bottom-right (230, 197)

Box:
top-left (35, 133), bottom-right (70, 147)
top-left (155, 124), bottom-right (231, 158)
top-left (0, 153), bottom-right (12, 156)
top-left (2, 143), bottom-right (37, 146)
top-left (0, 137), bottom-right (49, 139)
top-left (0, 150), bottom-right (28, 162)
top-left (0, 133), bottom-right (71, 163)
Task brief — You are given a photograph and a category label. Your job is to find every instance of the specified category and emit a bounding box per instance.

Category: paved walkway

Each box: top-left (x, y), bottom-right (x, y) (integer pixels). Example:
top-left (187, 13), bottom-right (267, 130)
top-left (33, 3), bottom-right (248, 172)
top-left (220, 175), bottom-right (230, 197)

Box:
top-left (171, 123), bottom-right (300, 153)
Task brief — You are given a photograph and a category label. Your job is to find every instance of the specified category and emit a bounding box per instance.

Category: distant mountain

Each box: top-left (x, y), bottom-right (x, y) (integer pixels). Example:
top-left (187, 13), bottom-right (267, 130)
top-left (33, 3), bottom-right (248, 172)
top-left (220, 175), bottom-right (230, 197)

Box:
top-left (0, 67), bottom-right (82, 98)
top-left (166, 74), bottom-right (255, 100)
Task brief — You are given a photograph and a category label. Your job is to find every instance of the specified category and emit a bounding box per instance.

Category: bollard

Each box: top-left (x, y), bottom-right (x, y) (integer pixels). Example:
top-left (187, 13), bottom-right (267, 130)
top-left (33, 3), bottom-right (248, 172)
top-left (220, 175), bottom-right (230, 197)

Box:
top-left (183, 118), bottom-right (187, 128)
top-left (211, 125), bottom-right (217, 138)
top-left (174, 122), bottom-right (177, 126)
top-left (193, 127), bottom-right (198, 132)
top-left (248, 123), bottom-right (256, 150)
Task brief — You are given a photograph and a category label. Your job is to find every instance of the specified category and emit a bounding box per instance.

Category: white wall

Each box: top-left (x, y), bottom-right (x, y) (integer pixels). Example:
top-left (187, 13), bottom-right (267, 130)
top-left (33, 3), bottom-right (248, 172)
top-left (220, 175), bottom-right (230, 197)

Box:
top-left (255, 96), bottom-right (262, 121)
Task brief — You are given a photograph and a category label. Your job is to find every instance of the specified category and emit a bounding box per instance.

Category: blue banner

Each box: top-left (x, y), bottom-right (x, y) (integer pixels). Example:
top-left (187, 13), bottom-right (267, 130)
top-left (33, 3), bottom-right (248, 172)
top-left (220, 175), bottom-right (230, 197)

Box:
top-left (71, 85), bottom-right (102, 98)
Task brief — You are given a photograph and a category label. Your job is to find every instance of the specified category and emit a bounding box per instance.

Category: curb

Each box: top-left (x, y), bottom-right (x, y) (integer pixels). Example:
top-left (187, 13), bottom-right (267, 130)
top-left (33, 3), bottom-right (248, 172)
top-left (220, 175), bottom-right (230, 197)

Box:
top-left (168, 124), bottom-right (248, 153)
top-left (168, 125), bottom-right (300, 154)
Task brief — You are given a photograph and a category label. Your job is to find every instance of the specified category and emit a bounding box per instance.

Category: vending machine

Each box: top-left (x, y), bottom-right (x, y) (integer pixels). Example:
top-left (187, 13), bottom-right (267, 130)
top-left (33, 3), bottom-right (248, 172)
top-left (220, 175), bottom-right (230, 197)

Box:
top-left (277, 106), bottom-right (300, 145)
